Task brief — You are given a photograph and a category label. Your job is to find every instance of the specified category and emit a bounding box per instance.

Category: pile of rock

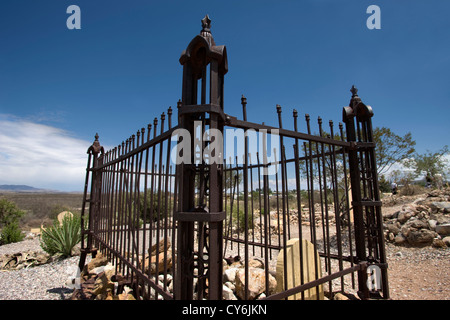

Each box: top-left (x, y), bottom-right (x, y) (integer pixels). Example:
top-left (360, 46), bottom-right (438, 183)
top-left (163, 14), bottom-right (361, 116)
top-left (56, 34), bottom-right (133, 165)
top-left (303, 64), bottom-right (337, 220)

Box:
top-left (140, 239), bottom-right (173, 275)
top-left (384, 189), bottom-right (450, 248)
top-left (222, 256), bottom-right (277, 300)
top-left (300, 204), bottom-right (337, 227)
top-left (254, 205), bottom-right (337, 236)
top-left (69, 253), bottom-right (136, 300)
top-left (70, 238), bottom-right (174, 300)
top-left (0, 250), bottom-right (51, 270)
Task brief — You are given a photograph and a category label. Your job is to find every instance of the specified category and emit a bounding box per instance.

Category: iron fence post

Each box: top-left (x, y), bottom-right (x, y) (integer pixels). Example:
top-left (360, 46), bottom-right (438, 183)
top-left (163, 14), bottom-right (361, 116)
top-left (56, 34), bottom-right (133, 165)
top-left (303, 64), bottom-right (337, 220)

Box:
top-left (79, 134), bottom-right (104, 271)
top-left (343, 87), bottom-right (369, 298)
top-left (343, 86), bottom-right (389, 299)
top-left (175, 15), bottom-right (227, 299)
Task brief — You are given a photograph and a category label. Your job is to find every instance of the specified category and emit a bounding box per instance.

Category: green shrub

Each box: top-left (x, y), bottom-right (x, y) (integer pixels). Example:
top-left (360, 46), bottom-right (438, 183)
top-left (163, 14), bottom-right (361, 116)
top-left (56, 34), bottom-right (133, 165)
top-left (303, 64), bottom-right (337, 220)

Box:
top-left (0, 198), bottom-right (25, 245)
top-left (399, 184), bottom-right (425, 196)
top-left (0, 222), bottom-right (24, 245)
top-left (40, 214), bottom-right (81, 257)
top-left (139, 191), bottom-right (170, 222)
top-left (0, 198), bottom-right (25, 227)
top-left (231, 205), bottom-right (254, 231)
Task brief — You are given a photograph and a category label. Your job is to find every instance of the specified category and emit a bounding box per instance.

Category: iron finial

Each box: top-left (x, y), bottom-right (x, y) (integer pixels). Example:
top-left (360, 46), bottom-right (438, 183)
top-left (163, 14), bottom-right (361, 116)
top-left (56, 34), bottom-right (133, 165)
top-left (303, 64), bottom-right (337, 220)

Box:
top-left (201, 14), bottom-right (211, 33)
top-left (350, 85), bottom-right (358, 97)
top-left (88, 133), bottom-right (104, 155)
top-left (241, 94), bottom-right (247, 105)
top-left (276, 104), bottom-right (282, 114)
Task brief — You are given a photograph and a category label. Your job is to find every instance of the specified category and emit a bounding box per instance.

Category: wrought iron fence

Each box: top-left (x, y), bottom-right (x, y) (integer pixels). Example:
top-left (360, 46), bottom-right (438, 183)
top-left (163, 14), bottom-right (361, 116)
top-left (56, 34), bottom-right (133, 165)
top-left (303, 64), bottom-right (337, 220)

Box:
top-left (78, 16), bottom-right (389, 301)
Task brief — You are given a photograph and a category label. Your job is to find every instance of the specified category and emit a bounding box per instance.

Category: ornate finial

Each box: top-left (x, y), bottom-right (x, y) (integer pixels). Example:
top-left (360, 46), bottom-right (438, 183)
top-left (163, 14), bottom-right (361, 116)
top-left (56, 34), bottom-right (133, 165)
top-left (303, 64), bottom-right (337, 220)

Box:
top-left (350, 85), bottom-right (358, 97)
top-left (88, 133), bottom-right (104, 155)
top-left (201, 14), bottom-right (211, 33)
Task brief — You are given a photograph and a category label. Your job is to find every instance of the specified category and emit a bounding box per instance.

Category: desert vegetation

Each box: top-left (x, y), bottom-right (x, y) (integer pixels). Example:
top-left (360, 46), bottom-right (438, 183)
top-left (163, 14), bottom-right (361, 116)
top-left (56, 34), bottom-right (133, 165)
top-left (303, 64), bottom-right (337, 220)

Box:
top-left (0, 192), bottom-right (83, 229)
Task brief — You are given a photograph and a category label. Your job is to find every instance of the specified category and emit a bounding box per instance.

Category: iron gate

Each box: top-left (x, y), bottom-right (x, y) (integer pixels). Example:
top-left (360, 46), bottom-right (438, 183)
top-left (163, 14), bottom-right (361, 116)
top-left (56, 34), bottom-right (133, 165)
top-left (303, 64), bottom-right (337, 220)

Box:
top-left (78, 16), bottom-right (389, 300)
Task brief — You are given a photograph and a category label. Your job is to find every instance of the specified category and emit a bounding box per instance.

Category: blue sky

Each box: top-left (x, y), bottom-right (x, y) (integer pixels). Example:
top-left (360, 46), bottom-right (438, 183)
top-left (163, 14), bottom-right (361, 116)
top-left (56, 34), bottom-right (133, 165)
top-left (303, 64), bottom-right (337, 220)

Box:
top-left (0, 0), bottom-right (449, 191)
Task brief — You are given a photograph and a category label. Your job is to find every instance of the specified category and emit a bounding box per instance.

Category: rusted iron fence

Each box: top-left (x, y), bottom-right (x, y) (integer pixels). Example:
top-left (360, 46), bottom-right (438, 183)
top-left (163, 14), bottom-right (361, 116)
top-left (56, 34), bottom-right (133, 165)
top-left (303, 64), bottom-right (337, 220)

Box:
top-left (78, 16), bottom-right (389, 300)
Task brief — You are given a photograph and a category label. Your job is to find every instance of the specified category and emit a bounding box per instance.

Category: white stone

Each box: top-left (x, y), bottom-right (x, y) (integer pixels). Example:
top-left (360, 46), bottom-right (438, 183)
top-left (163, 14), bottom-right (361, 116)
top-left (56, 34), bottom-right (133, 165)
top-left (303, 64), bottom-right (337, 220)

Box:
top-left (222, 284), bottom-right (237, 300)
top-left (223, 267), bottom-right (239, 283)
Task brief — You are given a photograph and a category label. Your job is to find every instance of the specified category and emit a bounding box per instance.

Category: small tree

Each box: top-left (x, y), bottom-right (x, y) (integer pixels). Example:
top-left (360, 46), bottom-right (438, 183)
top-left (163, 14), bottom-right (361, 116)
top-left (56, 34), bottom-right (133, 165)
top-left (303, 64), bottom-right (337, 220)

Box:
top-left (405, 146), bottom-right (450, 187)
top-left (0, 198), bottom-right (25, 227)
top-left (373, 127), bottom-right (416, 176)
top-left (0, 198), bottom-right (25, 245)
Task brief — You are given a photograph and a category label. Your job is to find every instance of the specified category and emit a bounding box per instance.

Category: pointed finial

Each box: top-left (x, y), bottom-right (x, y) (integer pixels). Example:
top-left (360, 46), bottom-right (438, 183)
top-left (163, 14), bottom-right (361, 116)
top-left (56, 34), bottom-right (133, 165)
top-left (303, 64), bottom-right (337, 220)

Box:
top-left (201, 14), bottom-right (211, 33)
top-left (350, 85), bottom-right (358, 97)
top-left (88, 132), bottom-right (104, 155)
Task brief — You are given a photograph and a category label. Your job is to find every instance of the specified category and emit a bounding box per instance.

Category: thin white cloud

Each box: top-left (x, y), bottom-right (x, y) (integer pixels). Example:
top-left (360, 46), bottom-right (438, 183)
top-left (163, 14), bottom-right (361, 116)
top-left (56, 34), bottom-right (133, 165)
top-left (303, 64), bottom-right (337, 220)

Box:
top-left (0, 114), bottom-right (92, 191)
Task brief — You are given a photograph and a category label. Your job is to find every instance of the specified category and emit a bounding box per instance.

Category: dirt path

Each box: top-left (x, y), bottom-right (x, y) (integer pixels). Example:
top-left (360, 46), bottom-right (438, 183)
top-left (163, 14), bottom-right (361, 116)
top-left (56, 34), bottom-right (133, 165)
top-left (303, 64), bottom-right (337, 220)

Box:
top-left (386, 245), bottom-right (449, 300)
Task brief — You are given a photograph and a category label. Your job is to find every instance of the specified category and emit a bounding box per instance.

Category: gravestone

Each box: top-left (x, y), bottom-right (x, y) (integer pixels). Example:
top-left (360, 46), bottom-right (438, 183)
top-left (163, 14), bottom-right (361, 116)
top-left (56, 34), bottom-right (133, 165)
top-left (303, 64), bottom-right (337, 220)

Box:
top-left (276, 238), bottom-right (324, 300)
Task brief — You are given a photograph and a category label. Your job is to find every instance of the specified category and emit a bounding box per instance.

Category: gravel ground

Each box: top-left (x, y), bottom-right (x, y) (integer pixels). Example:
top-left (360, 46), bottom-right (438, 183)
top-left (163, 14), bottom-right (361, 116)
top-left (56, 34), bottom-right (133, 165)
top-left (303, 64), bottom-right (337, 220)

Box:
top-left (0, 218), bottom-right (448, 300)
top-left (0, 238), bottom-right (80, 300)
top-left (385, 244), bottom-right (450, 300)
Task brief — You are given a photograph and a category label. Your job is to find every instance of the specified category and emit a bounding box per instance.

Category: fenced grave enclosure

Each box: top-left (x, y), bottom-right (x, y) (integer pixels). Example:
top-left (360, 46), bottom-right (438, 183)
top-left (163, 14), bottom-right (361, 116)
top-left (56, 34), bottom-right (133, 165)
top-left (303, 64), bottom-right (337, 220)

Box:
top-left (78, 16), bottom-right (389, 300)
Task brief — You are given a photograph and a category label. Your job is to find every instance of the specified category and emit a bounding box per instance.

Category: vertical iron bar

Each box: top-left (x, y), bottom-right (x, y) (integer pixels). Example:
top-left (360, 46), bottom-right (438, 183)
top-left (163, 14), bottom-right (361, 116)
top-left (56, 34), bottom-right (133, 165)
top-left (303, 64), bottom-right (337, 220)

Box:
top-left (241, 95), bottom-right (249, 300)
top-left (293, 109), bottom-right (305, 300)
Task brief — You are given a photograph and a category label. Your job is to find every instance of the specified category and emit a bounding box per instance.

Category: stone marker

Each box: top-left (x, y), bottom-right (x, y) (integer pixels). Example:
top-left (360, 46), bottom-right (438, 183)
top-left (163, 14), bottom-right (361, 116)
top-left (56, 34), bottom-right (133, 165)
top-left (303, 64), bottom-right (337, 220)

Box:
top-left (276, 238), bottom-right (324, 300)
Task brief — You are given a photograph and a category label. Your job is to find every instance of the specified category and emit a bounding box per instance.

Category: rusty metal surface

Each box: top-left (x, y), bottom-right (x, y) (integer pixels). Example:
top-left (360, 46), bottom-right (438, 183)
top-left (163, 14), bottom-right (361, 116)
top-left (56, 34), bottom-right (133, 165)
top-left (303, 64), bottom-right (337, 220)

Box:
top-left (79, 16), bottom-right (388, 300)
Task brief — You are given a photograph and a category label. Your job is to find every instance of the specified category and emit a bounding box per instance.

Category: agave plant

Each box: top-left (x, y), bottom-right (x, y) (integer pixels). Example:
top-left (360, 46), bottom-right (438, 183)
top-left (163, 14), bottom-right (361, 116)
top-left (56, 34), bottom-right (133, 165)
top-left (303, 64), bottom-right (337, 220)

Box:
top-left (40, 214), bottom-right (81, 257)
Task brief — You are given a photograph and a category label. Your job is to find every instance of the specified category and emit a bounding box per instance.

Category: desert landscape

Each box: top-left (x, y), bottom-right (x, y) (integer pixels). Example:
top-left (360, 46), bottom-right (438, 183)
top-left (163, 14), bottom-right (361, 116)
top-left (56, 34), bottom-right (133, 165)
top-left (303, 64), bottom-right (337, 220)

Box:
top-left (0, 187), bottom-right (448, 300)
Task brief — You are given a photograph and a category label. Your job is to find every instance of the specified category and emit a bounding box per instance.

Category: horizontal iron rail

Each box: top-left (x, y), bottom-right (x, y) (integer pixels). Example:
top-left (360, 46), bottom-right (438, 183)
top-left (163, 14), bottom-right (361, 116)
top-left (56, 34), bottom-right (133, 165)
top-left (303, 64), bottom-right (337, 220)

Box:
top-left (226, 116), bottom-right (351, 148)
top-left (223, 236), bottom-right (283, 251)
top-left (222, 147), bottom-right (346, 172)
top-left (93, 125), bottom-right (179, 171)
top-left (262, 263), bottom-right (364, 300)
top-left (97, 168), bottom-right (176, 177)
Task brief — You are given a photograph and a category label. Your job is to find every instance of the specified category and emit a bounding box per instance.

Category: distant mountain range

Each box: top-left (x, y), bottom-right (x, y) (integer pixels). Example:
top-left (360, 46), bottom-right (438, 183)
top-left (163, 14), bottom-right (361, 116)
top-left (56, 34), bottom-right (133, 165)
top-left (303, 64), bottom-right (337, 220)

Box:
top-left (0, 185), bottom-right (51, 192)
